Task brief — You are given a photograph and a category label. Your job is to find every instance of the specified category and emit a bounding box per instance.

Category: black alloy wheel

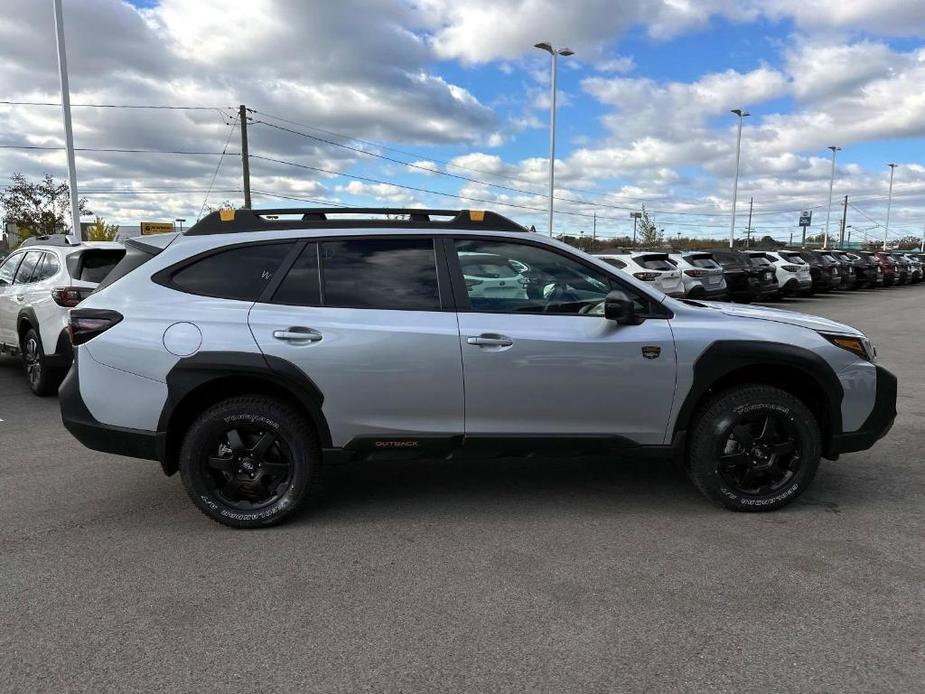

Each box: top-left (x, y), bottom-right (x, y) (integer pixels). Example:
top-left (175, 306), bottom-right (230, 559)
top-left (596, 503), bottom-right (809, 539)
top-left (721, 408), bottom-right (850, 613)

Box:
top-left (205, 425), bottom-right (294, 510)
top-left (716, 411), bottom-right (801, 496)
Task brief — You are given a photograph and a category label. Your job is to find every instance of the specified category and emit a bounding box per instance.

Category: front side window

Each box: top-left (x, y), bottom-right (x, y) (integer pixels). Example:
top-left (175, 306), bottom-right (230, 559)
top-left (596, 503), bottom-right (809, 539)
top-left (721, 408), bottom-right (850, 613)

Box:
top-left (169, 243), bottom-right (294, 301)
top-left (13, 251), bottom-right (40, 284)
top-left (320, 238), bottom-right (440, 310)
top-left (455, 239), bottom-right (649, 315)
top-left (0, 254), bottom-right (23, 286)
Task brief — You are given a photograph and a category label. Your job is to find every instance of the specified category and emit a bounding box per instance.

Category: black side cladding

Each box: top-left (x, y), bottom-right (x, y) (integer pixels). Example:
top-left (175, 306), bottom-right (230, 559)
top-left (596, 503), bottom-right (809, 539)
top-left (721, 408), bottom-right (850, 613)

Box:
top-left (673, 340), bottom-right (845, 451)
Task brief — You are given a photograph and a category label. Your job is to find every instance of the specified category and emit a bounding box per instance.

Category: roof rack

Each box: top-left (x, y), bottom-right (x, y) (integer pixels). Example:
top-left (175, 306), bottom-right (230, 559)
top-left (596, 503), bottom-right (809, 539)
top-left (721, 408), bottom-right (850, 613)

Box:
top-left (21, 233), bottom-right (81, 248)
top-left (184, 207), bottom-right (528, 236)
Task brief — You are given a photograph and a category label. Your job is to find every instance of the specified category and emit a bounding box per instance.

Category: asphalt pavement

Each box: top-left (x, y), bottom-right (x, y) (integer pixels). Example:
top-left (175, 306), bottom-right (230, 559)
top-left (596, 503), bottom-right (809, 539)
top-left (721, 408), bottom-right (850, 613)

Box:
top-left (1, 286), bottom-right (923, 693)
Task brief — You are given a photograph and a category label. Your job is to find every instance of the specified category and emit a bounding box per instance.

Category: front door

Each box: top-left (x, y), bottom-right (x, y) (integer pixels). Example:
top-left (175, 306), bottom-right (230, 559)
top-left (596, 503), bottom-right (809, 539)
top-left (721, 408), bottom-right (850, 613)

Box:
top-left (450, 238), bottom-right (677, 445)
top-left (248, 237), bottom-right (464, 448)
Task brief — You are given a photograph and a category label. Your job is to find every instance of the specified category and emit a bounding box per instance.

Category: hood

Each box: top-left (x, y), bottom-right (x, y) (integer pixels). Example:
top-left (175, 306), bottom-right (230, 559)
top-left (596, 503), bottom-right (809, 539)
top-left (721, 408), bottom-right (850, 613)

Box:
top-left (695, 301), bottom-right (864, 336)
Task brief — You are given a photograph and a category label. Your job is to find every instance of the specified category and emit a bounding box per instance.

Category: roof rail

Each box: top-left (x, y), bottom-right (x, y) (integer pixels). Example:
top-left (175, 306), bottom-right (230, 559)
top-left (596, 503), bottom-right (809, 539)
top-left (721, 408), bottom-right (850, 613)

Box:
top-left (21, 233), bottom-right (81, 247)
top-left (184, 207), bottom-right (528, 235)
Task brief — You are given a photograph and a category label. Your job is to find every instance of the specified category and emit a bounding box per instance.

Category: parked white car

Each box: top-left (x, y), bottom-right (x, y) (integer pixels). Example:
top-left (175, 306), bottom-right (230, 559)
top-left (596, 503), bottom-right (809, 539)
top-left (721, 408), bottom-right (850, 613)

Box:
top-left (595, 251), bottom-right (685, 297)
top-left (0, 235), bottom-right (124, 395)
top-left (763, 250), bottom-right (813, 296)
top-left (666, 252), bottom-right (728, 299)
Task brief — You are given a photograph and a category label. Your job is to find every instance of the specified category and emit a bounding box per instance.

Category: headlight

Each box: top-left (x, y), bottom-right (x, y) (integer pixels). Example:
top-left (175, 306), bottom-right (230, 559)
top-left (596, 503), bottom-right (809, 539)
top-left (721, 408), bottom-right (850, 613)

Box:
top-left (820, 332), bottom-right (876, 362)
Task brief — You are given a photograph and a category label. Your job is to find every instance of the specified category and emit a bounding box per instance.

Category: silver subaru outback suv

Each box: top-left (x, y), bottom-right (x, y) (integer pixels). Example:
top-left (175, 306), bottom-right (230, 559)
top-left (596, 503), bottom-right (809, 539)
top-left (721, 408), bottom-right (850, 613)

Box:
top-left (60, 208), bottom-right (897, 528)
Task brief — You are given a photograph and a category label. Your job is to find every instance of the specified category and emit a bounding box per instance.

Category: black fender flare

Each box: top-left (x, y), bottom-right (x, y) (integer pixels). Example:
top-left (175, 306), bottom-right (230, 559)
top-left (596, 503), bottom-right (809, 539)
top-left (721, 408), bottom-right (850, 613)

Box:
top-left (157, 351), bottom-right (332, 466)
top-left (16, 307), bottom-right (39, 343)
top-left (672, 340), bottom-right (844, 444)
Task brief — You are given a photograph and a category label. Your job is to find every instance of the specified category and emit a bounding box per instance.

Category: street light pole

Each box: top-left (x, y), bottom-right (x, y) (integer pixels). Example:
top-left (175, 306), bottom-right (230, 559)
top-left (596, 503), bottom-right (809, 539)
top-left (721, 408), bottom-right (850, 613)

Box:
top-left (823, 146), bottom-right (840, 250)
top-left (883, 163), bottom-right (897, 249)
top-left (535, 42), bottom-right (573, 236)
top-left (52, 0), bottom-right (81, 240)
top-left (729, 108), bottom-right (750, 248)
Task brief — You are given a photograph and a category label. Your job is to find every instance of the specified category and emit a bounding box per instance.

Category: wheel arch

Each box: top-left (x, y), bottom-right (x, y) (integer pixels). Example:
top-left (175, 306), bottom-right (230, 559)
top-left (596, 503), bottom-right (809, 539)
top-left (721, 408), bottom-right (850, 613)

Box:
top-left (158, 352), bottom-right (331, 476)
top-left (673, 341), bottom-right (843, 459)
top-left (16, 307), bottom-right (39, 344)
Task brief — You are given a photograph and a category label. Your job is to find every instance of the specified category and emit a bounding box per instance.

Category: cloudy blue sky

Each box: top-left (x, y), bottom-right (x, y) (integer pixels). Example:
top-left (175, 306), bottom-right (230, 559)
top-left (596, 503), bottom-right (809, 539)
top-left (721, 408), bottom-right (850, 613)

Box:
top-left (2, 0), bottom-right (924, 244)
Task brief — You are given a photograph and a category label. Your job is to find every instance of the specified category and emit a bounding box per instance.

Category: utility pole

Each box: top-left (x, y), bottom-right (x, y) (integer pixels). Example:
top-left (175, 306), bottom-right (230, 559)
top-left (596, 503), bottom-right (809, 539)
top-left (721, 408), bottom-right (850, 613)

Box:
top-left (789, 231), bottom-right (793, 246)
top-left (745, 197), bottom-right (753, 248)
top-left (883, 163), bottom-right (896, 249)
top-left (838, 195), bottom-right (848, 248)
top-left (52, 0), bottom-right (81, 240)
top-left (921, 221), bottom-right (925, 252)
top-left (591, 213), bottom-right (596, 252)
top-left (239, 104), bottom-right (252, 209)
top-left (534, 43), bottom-right (574, 236)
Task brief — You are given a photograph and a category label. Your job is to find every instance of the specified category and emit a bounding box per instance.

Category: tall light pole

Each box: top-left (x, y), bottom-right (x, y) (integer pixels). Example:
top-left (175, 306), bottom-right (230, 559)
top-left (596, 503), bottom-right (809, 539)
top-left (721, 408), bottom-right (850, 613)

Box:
top-left (729, 108), bottom-right (750, 248)
top-left (175, 218), bottom-right (186, 233)
top-left (822, 146), bottom-right (841, 250)
top-left (535, 42), bottom-right (574, 236)
top-left (883, 163), bottom-right (897, 249)
top-left (52, 0), bottom-right (81, 240)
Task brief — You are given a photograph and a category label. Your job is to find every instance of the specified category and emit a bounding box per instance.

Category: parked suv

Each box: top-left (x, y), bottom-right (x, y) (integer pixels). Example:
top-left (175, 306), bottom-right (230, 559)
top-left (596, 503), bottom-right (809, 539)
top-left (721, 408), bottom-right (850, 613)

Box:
top-left (60, 208), bottom-right (897, 528)
top-left (594, 251), bottom-right (684, 297)
top-left (762, 251), bottom-right (812, 296)
top-left (0, 235), bottom-right (124, 394)
top-left (704, 248), bottom-right (772, 302)
top-left (666, 251), bottom-right (728, 300)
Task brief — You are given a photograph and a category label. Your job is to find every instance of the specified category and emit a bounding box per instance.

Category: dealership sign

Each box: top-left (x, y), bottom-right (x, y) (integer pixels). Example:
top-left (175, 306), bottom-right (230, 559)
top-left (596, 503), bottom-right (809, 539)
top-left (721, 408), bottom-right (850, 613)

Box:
top-left (140, 221), bottom-right (175, 235)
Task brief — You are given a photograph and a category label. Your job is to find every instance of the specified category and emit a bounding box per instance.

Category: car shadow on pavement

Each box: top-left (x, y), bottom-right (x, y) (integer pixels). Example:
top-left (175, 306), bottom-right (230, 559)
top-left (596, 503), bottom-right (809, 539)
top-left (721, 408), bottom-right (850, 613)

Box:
top-left (295, 455), bottom-right (706, 524)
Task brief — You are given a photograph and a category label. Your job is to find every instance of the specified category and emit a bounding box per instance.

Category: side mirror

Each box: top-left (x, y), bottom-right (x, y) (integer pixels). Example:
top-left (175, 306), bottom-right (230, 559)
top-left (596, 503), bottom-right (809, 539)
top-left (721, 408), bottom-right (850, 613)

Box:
top-left (604, 290), bottom-right (643, 325)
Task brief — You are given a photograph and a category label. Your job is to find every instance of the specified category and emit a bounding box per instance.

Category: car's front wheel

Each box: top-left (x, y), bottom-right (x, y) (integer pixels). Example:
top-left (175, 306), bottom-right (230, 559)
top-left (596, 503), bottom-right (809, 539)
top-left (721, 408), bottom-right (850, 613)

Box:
top-left (179, 395), bottom-right (320, 528)
top-left (687, 385), bottom-right (821, 511)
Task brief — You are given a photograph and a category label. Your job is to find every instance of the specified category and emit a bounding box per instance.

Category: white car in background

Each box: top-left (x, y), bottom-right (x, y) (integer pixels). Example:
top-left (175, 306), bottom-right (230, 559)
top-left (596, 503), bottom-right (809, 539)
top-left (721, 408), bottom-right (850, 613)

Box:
top-left (666, 251), bottom-right (728, 300)
top-left (594, 251), bottom-right (685, 297)
top-left (762, 250), bottom-right (813, 296)
top-left (0, 234), bottom-right (124, 395)
top-left (458, 251), bottom-right (528, 299)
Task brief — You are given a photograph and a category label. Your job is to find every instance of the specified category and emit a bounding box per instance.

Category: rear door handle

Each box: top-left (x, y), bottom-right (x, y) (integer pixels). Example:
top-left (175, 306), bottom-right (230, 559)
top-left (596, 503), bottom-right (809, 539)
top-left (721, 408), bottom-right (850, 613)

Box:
top-left (15, 295), bottom-right (24, 302)
top-left (272, 328), bottom-right (323, 343)
top-left (467, 334), bottom-right (514, 347)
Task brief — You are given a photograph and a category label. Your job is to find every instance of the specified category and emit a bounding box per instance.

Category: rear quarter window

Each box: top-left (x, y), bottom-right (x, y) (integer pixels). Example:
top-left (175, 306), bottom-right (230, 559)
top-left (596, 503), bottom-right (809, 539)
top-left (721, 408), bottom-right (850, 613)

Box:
top-left (165, 242), bottom-right (294, 301)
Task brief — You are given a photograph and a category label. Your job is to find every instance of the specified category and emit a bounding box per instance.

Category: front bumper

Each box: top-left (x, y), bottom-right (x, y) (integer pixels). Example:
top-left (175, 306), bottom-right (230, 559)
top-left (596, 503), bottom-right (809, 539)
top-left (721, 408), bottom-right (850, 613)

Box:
top-left (828, 365), bottom-right (897, 456)
top-left (59, 352), bottom-right (163, 463)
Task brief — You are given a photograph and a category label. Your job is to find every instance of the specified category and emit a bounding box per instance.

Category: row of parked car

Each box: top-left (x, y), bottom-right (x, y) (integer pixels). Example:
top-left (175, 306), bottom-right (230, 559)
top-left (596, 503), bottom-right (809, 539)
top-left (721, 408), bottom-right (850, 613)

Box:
top-left (594, 247), bottom-right (925, 302)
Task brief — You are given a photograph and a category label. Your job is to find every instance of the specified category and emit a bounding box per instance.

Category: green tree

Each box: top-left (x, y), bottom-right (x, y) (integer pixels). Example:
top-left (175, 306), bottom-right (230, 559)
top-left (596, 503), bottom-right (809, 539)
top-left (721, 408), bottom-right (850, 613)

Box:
top-left (637, 205), bottom-right (663, 246)
top-left (86, 216), bottom-right (119, 241)
top-left (0, 172), bottom-right (91, 243)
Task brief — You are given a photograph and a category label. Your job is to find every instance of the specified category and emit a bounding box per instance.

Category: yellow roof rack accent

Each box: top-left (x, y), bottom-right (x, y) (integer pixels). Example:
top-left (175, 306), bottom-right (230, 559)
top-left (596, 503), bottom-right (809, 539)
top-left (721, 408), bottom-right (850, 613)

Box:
top-left (469, 210), bottom-right (485, 222)
top-left (219, 208), bottom-right (236, 222)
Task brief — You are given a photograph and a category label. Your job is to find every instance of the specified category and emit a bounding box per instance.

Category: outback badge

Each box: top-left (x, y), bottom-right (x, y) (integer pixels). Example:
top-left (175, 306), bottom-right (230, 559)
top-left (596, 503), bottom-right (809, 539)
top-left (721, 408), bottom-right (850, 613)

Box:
top-left (641, 345), bottom-right (661, 360)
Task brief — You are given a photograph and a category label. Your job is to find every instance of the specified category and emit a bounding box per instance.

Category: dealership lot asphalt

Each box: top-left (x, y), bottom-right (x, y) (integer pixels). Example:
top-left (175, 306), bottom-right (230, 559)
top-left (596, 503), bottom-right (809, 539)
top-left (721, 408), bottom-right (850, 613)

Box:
top-left (1, 287), bottom-right (923, 693)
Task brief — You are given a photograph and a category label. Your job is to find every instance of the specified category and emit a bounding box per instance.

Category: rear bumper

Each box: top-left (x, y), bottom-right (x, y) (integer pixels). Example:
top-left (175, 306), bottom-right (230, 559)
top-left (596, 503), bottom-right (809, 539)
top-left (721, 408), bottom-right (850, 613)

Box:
top-left (828, 365), bottom-right (897, 456)
top-left (59, 354), bottom-right (163, 463)
top-left (45, 329), bottom-right (73, 368)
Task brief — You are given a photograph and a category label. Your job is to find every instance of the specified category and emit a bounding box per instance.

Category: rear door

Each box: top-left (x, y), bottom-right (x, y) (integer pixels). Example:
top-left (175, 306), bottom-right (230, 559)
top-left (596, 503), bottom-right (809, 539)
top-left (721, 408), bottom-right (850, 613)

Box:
top-left (448, 237), bottom-right (676, 444)
top-left (248, 236), bottom-right (465, 447)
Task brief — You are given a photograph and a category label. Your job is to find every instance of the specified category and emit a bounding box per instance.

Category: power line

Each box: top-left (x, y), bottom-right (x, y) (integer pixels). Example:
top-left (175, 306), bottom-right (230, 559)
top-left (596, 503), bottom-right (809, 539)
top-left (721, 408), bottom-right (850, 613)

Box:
top-left (0, 100), bottom-right (231, 111)
top-left (0, 144), bottom-right (239, 156)
top-left (199, 115), bottom-right (239, 220)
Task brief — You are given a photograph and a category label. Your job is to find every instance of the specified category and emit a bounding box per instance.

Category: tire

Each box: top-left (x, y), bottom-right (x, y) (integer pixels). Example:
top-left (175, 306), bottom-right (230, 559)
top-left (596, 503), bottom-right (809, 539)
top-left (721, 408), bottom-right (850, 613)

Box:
top-left (179, 395), bottom-right (320, 528)
top-left (687, 385), bottom-right (821, 512)
top-left (21, 327), bottom-right (63, 396)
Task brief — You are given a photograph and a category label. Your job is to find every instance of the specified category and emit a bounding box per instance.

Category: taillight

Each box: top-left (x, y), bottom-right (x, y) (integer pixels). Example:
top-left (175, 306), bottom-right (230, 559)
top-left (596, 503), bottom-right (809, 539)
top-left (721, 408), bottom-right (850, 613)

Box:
top-left (684, 269), bottom-right (708, 277)
top-left (68, 309), bottom-right (123, 346)
top-left (633, 272), bottom-right (660, 281)
top-left (52, 286), bottom-right (92, 308)
top-left (781, 265), bottom-right (801, 272)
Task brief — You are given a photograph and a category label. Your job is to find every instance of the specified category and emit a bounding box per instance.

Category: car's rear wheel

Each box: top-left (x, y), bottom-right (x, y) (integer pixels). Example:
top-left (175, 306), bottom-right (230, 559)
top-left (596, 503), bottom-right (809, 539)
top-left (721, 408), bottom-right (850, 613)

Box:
top-left (179, 395), bottom-right (320, 528)
top-left (21, 327), bottom-right (63, 396)
top-left (687, 385), bottom-right (821, 511)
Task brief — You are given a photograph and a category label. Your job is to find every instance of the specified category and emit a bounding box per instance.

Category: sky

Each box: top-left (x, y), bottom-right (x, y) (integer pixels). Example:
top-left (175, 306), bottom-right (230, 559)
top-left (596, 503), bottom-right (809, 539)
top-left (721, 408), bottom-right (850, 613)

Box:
top-left (1, 0), bottom-right (924, 245)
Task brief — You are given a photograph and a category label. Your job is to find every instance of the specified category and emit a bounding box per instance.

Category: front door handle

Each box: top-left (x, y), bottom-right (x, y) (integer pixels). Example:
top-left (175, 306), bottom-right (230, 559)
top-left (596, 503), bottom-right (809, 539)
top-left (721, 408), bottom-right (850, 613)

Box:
top-left (15, 295), bottom-right (24, 302)
top-left (467, 334), bottom-right (514, 347)
top-left (272, 327), bottom-right (323, 343)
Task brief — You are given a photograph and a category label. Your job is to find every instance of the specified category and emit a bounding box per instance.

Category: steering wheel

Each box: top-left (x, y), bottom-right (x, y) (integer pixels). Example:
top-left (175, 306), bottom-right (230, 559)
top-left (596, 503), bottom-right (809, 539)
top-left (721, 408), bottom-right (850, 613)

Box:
top-left (543, 282), bottom-right (580, 312)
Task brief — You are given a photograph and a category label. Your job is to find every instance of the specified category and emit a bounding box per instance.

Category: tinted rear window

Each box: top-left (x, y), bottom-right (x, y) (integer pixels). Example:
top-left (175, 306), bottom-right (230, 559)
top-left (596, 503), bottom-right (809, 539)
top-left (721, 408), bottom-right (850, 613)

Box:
top-left (747, 255), bottom-right (771, 266)
top-left (689, 255), bottom-right (721, 269)
top-left (170, 243), bottom-right (293, 301)
top-left (320, 238), bottom-right (440, 310)
top-left (599, 257), bottom-right (627, 269)
top-left (638, 255), bottom-right (674, 271)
